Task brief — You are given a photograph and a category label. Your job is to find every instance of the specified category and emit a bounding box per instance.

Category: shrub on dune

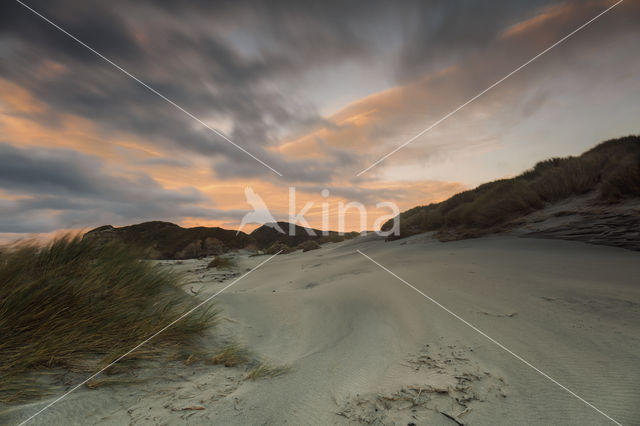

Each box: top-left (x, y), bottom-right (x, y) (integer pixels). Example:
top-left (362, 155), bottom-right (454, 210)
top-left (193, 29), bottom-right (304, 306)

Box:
top-left (299, 240), bottom-right (321, 252)
top-left (207, 256), bottom-right (236, 269)
top-left (0, 234), bottom-right (216, 403)
top-left (264, 242), bottom-right (293, 254)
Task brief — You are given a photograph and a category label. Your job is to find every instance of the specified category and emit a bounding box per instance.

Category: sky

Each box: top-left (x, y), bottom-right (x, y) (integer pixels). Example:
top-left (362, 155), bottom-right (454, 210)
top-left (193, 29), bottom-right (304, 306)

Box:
top-left (0, 0), bottom-right (639, 239)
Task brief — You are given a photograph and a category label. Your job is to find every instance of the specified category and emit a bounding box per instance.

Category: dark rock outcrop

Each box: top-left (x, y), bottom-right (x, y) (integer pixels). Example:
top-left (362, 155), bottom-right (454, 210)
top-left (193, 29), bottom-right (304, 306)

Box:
top-left (84, 221), bottom-right (359, 259)
top-left (84, 221), bottom-right (254, 259)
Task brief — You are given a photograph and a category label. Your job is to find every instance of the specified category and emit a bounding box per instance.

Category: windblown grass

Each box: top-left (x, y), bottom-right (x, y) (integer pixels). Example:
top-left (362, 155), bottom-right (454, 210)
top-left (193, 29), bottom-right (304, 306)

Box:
top-left (205, 343), bottom-right (288, 382)
top-left (208, 344), bottom-right (249, 367)
top-left (385, 135), bottom-right (640, 239)
top-left (244, 363), bottom-right (288, 381)
top-left (0, 234), bottom-right (216, 403)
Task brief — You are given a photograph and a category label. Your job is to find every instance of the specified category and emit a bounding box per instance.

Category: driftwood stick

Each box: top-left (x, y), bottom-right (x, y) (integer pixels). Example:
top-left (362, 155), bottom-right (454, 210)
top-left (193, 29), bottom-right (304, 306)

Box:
top-left (440, 411), bottom-right (464, 426)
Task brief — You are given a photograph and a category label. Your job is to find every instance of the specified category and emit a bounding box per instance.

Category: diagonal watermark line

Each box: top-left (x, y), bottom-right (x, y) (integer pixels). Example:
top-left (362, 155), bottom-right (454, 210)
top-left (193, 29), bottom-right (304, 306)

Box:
top-left (357, 249), bottom-right (622, 425)
top-left (14, 0), bottom-right (283, 177)
top-left (357, 0), bottom-right (624, 176)
top-left (17, 251), bottom-right (282, 426)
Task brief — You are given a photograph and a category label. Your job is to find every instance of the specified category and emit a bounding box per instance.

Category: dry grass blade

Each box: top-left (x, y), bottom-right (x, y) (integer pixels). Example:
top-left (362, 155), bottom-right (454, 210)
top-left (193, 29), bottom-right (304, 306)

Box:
top-left (244, 363), bottom-right (288, 381)
top-left (208, 344), bottom-right (250, 367)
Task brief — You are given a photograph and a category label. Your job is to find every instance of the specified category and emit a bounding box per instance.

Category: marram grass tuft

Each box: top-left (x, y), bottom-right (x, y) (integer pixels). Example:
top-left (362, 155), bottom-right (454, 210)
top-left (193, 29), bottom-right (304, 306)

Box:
top-left (0, 234), bottom-right (216, 403)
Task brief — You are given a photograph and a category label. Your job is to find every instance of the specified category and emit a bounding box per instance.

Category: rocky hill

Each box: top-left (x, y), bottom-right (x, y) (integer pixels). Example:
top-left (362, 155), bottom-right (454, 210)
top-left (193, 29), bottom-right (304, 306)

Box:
top-left (249, 222), bottom-right (358, 250)
top-left (84, 221), bottom-right (359, 259)
top-left (84, 221), bottom-right (255, 259)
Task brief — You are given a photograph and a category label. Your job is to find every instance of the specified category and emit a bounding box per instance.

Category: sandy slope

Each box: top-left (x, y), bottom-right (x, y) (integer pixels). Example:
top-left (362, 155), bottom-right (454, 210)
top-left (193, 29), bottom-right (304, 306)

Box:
top-left (3, 235), bottom-right (639, 425)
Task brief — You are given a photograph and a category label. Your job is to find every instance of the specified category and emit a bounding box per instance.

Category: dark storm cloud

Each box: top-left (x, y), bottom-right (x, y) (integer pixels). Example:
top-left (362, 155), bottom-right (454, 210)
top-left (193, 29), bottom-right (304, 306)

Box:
top-left (397, 0), bottom-right (640, 85)
top-left (0, 0), bottom-right (376, 181)
top-left (0, 142), bottom-right (246, 233)
top-left (2, 0), bottom-right (608, 183)
top-left (395, 0), bottom-right (558, 81)
top-left (5, 0), bottom-right (627, 182)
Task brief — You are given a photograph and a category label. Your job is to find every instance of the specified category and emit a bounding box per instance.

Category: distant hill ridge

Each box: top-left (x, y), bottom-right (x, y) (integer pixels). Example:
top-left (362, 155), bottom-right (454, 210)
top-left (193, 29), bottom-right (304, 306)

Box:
top-left (249, 221), bottom-right (356, 249)
top-left (84, 220), bottom-right (358, 259)
top-left (382, 135), bottom-right (640, 250)
top-left (86, 136), bottom-right (640, 256)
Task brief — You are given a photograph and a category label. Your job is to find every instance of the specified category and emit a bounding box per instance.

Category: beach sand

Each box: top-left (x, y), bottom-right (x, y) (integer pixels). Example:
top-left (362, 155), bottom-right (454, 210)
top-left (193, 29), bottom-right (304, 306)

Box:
top-left (3, 235), bottom-right (639, 425)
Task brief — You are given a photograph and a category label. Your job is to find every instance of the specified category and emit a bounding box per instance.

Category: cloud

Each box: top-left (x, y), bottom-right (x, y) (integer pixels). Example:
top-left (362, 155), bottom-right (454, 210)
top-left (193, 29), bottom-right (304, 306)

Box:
top-left (0, 0), bottom-right (375, 181)
top-left (136, 157), bottom-right (193, 168)
top-left (393, 0), bottom-right (563, 81)
top-left (500, 2), bottom-right (576, 40)
top-left (4, 0), bottom-right (635, 185)
top-left (278, 0), bottom-right (640, 181)
top-left (295, 180), bottom-right (466, 207)
top-left (1, 1), bottom-right (564, 182)
top-left (1, 0), bottom-right (638, 236)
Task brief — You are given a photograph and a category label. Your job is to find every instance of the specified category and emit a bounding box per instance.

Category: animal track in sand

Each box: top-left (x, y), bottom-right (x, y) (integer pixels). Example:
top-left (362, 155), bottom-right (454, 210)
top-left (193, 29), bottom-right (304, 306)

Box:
top-left (124, 367), bottom-right (246, 424)
top-left (337, 343), bottom-right (506, 425)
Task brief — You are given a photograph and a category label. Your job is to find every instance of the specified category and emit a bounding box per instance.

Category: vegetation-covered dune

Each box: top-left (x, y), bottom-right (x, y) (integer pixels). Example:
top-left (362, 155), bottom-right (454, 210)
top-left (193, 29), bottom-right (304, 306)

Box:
top-left (383, 135), bottom-right (640, 249)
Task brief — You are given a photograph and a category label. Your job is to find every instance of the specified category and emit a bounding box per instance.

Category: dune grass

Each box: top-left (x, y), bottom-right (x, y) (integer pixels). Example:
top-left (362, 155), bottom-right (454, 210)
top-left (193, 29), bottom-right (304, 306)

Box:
top-left (244, 363), bottom-right (288, 381)
top-left (0, 234), bottom-right (216, 403)
top-left (385, 135), bottom-right (640, 239)
top-left (208, 344), bottom-right (249, 367)
top-left (206, 343), bottom-right (288, 382)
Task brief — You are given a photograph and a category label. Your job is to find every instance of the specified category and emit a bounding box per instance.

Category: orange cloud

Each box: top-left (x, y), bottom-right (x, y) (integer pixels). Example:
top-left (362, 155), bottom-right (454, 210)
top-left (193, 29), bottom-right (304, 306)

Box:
top-left (499, 1), bottom-right (620, 41)
top-left (501, 3), bottom-right (575, 39)
top-left (0, 79), bottom-right (47, 115)
top-left (277, 66), bottom-right (460, 162)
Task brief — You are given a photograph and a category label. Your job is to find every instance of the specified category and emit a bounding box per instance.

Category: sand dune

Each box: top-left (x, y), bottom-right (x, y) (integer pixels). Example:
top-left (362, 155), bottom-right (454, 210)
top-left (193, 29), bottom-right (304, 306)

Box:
top-left (3, 235), bottom-right (639, 425)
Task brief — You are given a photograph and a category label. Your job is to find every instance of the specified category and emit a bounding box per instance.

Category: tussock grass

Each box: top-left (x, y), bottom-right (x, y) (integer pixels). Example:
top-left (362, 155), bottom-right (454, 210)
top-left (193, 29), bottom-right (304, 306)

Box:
top-left (207, 256), bottom-right (236, 269)
top-left (208, 344), bottom-right (249, 367)
top-left (385, 135), bottom-right (640, 239)
top-left (0, 234), bottom-right (216, 403)
top-left (205, 343), bottom-right (288, 381)
top-left (244, 363), bottom-right (288, 381)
